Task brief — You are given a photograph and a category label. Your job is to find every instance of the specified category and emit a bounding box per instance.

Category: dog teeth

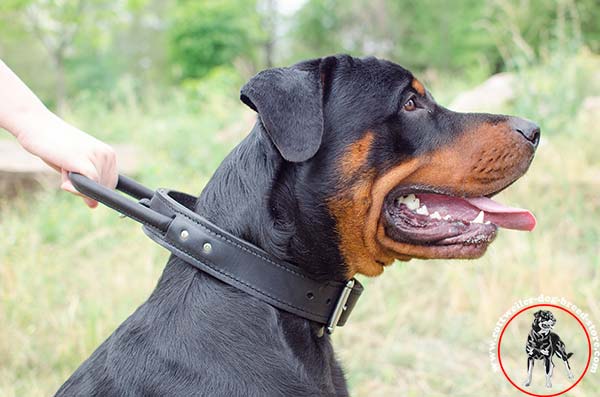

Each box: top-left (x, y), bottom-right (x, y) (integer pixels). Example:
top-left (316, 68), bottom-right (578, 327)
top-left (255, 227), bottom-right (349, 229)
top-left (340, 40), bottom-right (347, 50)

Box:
top-left (396, 198), bottom-right (485, 225)
top-left (404, 194), bottom-right (420, 210)
top-left (395, 194), bottom-right (422, 211)
top-left (471, 211), bottom-right (485, 224)
top-left (430, 211), bottom-right (441, 220)
top-left (396, 193), bottom-right (421, 211)
top-left (395, 194), bottom-right (415, 205)
top-left (416, 205), bottom-right (429, 215)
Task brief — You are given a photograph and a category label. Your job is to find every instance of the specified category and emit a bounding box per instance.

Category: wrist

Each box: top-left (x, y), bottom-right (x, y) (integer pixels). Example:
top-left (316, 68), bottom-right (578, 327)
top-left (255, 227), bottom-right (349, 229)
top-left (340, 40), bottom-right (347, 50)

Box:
top-left (11, 106), bottom-right (58, 142)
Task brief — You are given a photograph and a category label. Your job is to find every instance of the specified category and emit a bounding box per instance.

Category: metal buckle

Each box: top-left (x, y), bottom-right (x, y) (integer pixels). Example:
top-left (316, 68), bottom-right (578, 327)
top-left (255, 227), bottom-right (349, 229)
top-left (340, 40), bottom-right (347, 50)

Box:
top-left (326, 279), bottom-right (355, 334)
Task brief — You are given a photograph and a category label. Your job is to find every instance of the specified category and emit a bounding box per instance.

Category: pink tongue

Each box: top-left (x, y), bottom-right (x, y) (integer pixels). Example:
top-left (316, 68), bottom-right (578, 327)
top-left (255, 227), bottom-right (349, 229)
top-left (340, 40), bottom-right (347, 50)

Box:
top-left (465, 197), bottom-right (536, 231)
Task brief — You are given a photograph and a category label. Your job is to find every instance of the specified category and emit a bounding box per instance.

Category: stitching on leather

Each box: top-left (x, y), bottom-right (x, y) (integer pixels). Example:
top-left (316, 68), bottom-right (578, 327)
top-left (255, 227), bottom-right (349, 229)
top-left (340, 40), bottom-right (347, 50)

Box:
top-left (149, 228), bottom-right (327, 320)
top-left (158, 193), bottom-right (314, 281)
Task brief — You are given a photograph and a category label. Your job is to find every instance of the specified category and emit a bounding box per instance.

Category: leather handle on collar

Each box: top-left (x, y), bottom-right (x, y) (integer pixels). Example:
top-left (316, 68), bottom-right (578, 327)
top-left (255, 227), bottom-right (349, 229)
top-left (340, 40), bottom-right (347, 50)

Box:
top-left (69, 172), bottom-right (171, 232)
top-left (68, 172), bottom-right (363, 330)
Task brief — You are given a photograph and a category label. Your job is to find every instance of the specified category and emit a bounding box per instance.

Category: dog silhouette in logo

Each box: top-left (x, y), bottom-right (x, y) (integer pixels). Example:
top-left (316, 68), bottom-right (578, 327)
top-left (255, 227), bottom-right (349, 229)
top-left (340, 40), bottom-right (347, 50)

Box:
top-left (523, 310), bottom-right (574, 388)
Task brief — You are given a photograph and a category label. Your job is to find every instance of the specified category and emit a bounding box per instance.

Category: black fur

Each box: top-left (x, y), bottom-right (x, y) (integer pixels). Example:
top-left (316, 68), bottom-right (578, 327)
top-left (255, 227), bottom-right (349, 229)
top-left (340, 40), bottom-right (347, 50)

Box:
top-left (240, 67), bottom-right (324, 163)
top-left (55, 55), bottom-right (537, 396)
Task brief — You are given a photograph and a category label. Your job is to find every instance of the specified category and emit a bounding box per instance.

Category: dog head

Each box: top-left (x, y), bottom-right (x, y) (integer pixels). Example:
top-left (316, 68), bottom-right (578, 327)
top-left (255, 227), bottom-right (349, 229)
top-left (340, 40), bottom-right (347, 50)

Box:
top-left (532, 310), bottom-right (556, 335)
top-left (240, 55), bottom-right (539, 279)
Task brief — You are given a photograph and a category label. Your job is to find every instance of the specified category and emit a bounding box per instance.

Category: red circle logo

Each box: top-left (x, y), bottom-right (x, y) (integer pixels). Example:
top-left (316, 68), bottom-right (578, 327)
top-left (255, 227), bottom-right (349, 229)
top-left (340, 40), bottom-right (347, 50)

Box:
top-left (497, 303), bottom-right (592, 396)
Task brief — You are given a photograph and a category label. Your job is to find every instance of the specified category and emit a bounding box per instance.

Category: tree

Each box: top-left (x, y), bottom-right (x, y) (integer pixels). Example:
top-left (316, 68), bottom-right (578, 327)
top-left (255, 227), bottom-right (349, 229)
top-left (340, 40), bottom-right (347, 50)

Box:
top-left (288, 0), bottom-right (599, 81)
top-left (168, 0), bottom-right (263, 81)
top-left (289, 0), bottom-right (496, 76)
top-left (258, 0), bottom-right (277, 68)
top-left (288, 0), bottom-right (351, 60)
top-left (0, 0), bottom-right (130, 114)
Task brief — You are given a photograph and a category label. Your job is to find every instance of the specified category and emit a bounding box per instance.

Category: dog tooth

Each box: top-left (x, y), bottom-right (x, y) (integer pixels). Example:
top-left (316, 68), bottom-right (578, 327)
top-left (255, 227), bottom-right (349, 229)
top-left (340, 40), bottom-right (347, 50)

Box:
top-left (396, 195), bottom-right (412, 205)
top-left (484, 221), bottom-right (491, 225)
top-left (443, 215), bottom-right (452, 220)
top-left (416, 205), bottom-right (429, 215)
top-left (471, 211), bottom-right (485, 224)
top-left (430, 211), bottom-right (441, 220)
top-left (406, 200), bottom-right (420, 210)
top-left (405, 194), bottom-right (420, 210)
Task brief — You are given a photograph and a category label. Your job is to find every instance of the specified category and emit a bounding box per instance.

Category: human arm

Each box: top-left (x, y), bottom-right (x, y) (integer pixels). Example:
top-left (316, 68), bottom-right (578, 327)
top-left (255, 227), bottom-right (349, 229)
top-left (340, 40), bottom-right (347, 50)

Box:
top-left (0, 59), bottom-right (117, 207)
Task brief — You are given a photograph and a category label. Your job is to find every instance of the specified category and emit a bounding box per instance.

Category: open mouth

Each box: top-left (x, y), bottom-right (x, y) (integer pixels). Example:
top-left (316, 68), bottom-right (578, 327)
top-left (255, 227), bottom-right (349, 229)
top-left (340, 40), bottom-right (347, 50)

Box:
top-left (383, 187), bottom-right (536, 250)
top-left (540, 321), bottom-right (555, 329)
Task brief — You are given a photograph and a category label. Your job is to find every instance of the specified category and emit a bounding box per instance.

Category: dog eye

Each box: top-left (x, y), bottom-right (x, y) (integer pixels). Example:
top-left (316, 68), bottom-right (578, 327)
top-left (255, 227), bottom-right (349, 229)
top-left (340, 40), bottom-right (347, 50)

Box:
top-left (403, 98), bottom-right (416, 111)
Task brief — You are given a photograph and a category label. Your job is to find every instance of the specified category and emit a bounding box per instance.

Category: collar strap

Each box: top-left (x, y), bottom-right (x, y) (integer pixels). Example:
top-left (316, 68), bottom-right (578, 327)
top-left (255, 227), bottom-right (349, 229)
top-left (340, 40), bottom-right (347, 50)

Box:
top-left (69, 173), bottom-right (363, 333)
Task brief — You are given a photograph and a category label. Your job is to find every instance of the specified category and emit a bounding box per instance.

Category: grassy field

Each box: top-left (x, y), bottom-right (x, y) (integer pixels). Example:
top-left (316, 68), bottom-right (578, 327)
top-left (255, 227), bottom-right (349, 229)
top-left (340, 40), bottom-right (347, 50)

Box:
top-left (1, 54), bottom-right (599, 396)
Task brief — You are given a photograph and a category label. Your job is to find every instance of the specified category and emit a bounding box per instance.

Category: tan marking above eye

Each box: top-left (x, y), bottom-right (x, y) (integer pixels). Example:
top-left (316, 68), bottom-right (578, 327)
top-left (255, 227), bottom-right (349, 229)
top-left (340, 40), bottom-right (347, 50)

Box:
top-left (411, 78), bottom-right (426, 96)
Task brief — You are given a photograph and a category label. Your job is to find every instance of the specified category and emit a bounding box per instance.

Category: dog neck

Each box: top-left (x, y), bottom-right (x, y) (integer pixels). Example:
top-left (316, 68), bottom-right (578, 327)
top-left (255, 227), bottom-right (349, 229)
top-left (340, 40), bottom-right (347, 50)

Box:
top-left (195, 122), bottom-right (347, 282)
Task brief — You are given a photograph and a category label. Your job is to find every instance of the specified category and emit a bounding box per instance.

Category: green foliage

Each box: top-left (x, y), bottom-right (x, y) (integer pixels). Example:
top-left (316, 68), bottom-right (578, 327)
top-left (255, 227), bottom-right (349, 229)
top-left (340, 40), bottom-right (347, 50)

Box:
top-left (168, 0), bottom-right (262, 81)
top-left (484, 0), bottom-right (597, 65)
top-left (386, 0), bottom-right (497, 77)
top-left (1, 0), bottom-right (598, 106)
top-left (289, 0), bottom-right (599, 82)
top-left (289, 0), bottom-right (349, 59)
top-left (290, 0), bottom-right (497, 76)
top-left (578, 0), bottom-right (600, 53)
top-left (0, 0), bottom-right (169, 107)
top-left (0, 0), bottom-right (128, 109)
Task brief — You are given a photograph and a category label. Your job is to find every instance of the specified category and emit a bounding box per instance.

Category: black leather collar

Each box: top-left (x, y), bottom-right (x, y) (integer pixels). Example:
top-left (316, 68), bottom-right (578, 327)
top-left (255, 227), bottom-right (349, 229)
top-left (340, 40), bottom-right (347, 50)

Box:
top-left (69, 173), bottom-right (363, 333)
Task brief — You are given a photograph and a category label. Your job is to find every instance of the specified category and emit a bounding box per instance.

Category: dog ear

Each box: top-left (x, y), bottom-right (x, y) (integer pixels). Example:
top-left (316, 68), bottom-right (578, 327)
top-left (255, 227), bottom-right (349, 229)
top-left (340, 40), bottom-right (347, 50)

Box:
top-left (240, 64), bottom-right (326, 162)
top-left (533, 310), bottom-right (542, 318)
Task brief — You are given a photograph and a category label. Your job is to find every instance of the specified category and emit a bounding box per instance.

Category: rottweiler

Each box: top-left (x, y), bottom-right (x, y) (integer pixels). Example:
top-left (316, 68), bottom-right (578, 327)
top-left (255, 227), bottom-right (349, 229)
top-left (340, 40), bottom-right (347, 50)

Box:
top-left (55, 55), bottom-right (539, 396)
top-left (524, 310), bottom-right (574, 388)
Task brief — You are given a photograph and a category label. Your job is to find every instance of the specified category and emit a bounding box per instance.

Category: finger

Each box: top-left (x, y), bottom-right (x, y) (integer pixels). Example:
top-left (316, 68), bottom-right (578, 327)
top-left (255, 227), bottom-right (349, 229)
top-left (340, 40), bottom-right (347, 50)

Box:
top-left (94, 146), bottom-right (118, 189)
top-left (61, 169), bottom-right (97, 208)
top-left (107, 156), bottom-right (118, 189)
top-left (83, 197), bottom-right (98, 208)
top-left (100, 158), bottom-right (118, 189)
top-left (61, 181), bottom-right (98, 208)
top-left (43, 159), bottom-right (62, 173)
top-left (71, 159), bottom-right (100, 183)
top-left (60, 179), bottom-right (80, 195)
top-left (61, 169), bottom-right (80, 194)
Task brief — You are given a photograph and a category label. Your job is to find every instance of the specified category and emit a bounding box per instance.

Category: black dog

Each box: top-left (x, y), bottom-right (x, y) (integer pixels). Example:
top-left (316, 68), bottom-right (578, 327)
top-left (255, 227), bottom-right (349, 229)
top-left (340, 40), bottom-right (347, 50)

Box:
top-left (524, 310), bottom-right (574, 388)
top-left (55, 55), bottom-right (539, 396)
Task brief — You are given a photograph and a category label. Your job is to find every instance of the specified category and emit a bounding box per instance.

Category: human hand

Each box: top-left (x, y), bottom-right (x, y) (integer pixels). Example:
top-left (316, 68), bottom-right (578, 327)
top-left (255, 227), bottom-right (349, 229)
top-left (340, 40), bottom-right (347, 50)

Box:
top-left (16, 111), bottom-right (117, 208)
top-left (0, 59), bottom-right (118, 207)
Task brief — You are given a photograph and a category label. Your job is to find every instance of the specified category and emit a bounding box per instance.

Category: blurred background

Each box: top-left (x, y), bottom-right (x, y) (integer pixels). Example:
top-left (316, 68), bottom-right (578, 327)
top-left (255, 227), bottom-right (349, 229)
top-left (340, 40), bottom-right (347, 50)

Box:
top-left (0, 0), bottom-right (598, 395)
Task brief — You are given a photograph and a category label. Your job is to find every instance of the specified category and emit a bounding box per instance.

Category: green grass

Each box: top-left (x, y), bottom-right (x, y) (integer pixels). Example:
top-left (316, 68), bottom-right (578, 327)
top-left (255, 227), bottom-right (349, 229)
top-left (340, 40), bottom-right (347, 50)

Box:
top-left (1, 56), bottom-right (599, 396)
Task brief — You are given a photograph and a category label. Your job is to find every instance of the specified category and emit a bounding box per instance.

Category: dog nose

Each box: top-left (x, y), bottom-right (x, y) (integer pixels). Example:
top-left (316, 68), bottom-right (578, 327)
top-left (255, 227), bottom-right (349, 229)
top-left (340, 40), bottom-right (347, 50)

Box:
top-left (510, 117), bottom-right (540, 148)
